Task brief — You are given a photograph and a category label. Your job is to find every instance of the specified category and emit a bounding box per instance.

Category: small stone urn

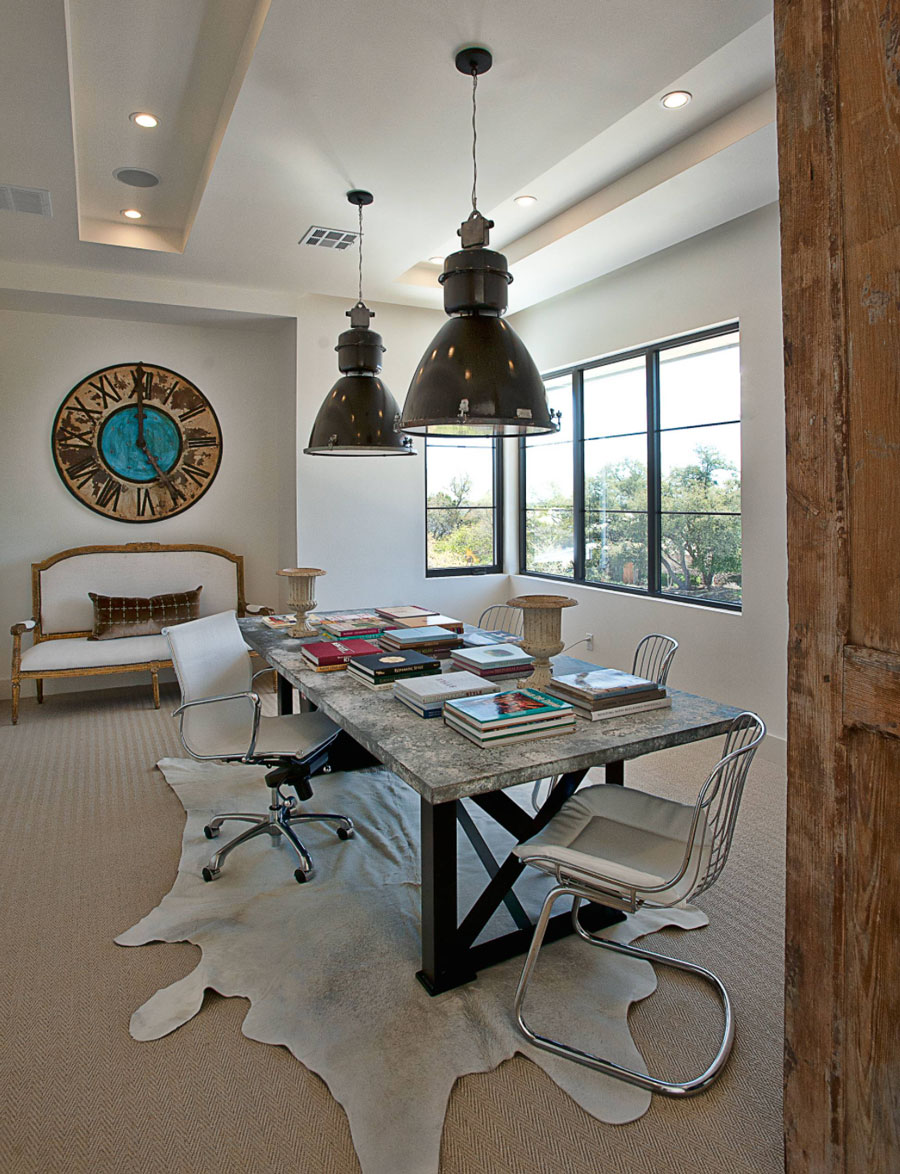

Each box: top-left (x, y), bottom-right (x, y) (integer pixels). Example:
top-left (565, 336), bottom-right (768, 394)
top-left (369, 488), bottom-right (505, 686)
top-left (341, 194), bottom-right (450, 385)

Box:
top-left (275, 567), bottom-right (326, 637)
top-left (506, 594), bottom-right (578, 691)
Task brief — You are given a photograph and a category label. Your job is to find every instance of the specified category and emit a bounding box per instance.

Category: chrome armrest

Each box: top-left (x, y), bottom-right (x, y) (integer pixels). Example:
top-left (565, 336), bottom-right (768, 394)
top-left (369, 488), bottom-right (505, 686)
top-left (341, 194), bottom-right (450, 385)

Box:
top-left (251, 666), bottom-right (274, 684)
top-left (172, 690), bottom-right (262, 758)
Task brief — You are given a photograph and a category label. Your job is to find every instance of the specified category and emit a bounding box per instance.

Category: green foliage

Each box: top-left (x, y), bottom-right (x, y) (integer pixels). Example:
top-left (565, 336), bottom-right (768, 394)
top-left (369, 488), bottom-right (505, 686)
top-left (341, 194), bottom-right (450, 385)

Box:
top-left (524, 443), bottom-right (742, 601)
top-left (427, 474), bottom-right (495, 568)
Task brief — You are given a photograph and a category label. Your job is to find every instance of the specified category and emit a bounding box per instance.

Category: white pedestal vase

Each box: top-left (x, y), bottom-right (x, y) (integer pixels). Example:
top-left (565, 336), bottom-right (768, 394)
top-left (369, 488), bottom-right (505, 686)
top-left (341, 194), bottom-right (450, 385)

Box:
top-left (506, 594), bottom-right (577, 692)
top-left (275, 567), bottom-right (326, 637)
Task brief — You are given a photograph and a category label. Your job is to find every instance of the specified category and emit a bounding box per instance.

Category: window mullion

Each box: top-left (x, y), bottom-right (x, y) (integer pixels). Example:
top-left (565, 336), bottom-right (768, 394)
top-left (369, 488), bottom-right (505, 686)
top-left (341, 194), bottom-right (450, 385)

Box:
top-left (647, 350), bottom-right (661, 594)
top-left (573, 370), bottom-right (585, 582)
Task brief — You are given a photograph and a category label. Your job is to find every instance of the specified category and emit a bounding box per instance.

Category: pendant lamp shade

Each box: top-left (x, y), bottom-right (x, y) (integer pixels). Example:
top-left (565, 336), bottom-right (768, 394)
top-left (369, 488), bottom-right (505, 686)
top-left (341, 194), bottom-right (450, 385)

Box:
top-left (402, 314), bottom-right (552, 436)
top-left (304, 190), bottom-right (415, 457)
top-left (399, 48), bottom-right (559, 439)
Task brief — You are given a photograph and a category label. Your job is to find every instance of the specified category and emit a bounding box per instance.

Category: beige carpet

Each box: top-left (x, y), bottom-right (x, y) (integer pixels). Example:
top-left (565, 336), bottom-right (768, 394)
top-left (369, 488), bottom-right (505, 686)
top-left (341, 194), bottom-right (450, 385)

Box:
top-left (0, 682), bottom-right (785, 1173)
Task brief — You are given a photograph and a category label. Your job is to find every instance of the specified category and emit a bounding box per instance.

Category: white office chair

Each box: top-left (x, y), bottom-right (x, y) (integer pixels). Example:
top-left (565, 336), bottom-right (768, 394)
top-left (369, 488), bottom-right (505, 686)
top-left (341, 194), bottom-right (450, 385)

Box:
top-left (514, 711), bottom-right (765, 1097)
top-left (164, 610), bottom-right (353, 884)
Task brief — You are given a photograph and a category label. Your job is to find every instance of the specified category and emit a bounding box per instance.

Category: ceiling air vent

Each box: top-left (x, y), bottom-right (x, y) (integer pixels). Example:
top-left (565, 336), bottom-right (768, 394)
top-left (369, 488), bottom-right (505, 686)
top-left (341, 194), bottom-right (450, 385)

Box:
top-left (0, 185), bottom-right (52, 216)
top-left (298, 226), bottom-right (357, 250)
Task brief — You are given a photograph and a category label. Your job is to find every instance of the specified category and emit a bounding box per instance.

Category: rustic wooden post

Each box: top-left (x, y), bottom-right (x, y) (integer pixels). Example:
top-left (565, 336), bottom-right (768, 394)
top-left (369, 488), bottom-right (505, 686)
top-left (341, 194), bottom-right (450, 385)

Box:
top-left (776, 0), bottom-right (900, 1168)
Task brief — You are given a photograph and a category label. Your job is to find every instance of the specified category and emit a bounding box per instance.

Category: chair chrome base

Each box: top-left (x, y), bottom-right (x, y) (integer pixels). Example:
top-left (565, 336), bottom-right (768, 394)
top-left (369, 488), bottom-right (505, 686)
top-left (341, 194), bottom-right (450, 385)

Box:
top-left (514, 885), bottom-right (734, 1098)
top-left (202, 784), bottom-right (353, 885)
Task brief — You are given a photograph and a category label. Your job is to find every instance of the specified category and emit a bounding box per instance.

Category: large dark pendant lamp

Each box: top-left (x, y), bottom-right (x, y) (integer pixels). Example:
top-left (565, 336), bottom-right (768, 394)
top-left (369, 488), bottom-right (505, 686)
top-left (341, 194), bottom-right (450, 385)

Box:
top-left (304, 190), bottom-right (415, 456)
top-left (400, 47), bottom-right (560, 438)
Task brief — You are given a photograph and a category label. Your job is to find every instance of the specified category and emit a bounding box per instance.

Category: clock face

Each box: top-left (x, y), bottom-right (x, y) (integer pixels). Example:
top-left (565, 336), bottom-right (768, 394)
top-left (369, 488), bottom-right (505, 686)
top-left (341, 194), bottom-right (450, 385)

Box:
top-left (52, 363), bottom-right (222, 522)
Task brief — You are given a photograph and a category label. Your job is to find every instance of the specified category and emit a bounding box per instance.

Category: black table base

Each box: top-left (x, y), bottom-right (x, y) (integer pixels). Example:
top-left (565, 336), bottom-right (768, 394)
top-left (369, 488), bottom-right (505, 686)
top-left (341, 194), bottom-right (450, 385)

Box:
top-left (417, 767), bottom-right (625, 996)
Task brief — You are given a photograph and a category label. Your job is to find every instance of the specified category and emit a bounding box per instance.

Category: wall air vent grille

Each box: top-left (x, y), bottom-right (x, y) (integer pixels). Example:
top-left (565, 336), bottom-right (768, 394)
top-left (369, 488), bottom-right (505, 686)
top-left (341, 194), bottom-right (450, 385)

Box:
top-left (298, 226), bottom-right (357, 250)
top-left (0, 185), bottom-right (52, 216)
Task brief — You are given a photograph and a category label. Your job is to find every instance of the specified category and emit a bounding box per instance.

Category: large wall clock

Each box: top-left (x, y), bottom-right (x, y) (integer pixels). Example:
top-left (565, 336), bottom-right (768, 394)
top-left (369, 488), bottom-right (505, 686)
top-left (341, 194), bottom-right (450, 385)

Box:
top-left (52, 363), bottom-right (223, 522)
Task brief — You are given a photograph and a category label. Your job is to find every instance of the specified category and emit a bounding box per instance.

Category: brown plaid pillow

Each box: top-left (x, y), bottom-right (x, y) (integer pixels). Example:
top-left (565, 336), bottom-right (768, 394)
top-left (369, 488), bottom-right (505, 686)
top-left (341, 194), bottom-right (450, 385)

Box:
top-left (88, 587), bottom-right (202, 640)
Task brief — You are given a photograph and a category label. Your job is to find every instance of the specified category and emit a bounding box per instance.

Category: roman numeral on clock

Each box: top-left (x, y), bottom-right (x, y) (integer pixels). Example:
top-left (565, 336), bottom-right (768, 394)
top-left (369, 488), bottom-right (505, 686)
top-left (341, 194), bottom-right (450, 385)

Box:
top-left (181, 461), bottom-right (210, 487)
top-left (57, 423), bottom-right (94, 447)
top-left (178, 404), bottom-right (206, 422)
top-left (67, 455), bottom-right (101, 487)
top-left (136, 487), bottom-right (156, 517)
top-left (96, 476), bottom-right (122, 512)
top-left (71, 396), bottom-right (103, 421)
top-left (87, 373), bottom-right (121, 408)
top-left (185, 435), bottom-right (219, 449)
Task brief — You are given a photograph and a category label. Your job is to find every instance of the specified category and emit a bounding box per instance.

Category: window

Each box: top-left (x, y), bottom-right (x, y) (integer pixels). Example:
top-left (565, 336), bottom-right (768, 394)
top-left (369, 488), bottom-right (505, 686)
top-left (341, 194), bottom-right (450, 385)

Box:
top-left (426, 437), bottom-right (502, 575)
top-left (520, 324), bottom-right (742, 608)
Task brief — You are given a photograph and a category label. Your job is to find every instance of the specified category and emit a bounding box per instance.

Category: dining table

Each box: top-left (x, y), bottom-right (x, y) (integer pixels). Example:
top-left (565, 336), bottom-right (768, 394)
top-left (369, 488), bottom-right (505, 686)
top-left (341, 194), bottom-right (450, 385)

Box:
top-left (239, 616), bottom-right (743, 995)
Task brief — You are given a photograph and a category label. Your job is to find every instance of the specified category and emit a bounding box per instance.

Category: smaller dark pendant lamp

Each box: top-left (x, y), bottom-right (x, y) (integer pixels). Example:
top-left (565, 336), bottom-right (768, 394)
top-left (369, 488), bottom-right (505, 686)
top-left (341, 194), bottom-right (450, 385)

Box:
top-left (400, 48), bottom-right (560, 438)
top-left (304, 190), bottom-right (416, 456)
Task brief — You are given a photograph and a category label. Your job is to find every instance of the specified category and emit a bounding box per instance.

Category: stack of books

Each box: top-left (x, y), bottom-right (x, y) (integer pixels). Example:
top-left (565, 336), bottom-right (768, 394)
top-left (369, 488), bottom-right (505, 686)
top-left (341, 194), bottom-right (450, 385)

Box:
top-left (347, 649), bottom-right (441, 691)
top-left (393, 670), bottom-right (498, 718)
top-left (461, 628), bottom-right (522, 647)
top-left (443, 688), bottom-right (576, 746)
top-left (313, 611), bottom-right (385, 639)
top-left (375, 605), bottom-right (437, 623)
top-left (545, 667), bottom-right (672, 721)
top-left (449, 643), bottom-right (534, 681)
top-left (390, 612), bottom-right (464, 634)
top-left (261, 614), bottom-right (296, 630)
top-left (379, 625), bottom-right (464, 659)
top-left (300, 638), bottom-right (381, 672)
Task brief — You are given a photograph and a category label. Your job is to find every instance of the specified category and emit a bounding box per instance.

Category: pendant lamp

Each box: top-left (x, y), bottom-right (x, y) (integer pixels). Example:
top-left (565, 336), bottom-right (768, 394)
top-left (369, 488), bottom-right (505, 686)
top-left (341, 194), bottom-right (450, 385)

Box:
top-left (400, 48), bottom-right (560, 438)
top-left (304, 190), bottom-right (416, 456)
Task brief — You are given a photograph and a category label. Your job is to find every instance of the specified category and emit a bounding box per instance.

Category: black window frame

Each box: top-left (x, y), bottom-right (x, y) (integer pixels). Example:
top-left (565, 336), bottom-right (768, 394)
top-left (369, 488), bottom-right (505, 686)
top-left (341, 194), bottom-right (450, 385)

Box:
top-left (425, 437), bottom-right (504, 578)
top-left (518, 322), bottom-right (742, 611)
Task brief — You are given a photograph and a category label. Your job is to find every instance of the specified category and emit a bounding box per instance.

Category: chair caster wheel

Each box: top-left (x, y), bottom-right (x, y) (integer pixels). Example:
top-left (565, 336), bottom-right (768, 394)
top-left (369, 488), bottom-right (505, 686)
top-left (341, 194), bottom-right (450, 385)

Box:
top-left (201, 866), bottom-right (220, 882)
top-left (203, 825), bottom-right (218, 839)
top-left (337, 827), bottom-right (354, 840)
top-left (294, 868), bottom-right (309, 884)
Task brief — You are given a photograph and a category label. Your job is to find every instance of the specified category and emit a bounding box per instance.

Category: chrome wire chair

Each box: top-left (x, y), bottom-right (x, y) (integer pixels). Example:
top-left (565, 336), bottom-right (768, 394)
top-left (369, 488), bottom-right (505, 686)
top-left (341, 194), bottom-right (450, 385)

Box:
top-left (477, 604), bottom-right (524, 639)
top-left (164, 610), bottom-right (353, 885)
top-left (514, 711), bottom-right (765, 1097)
top-left (632, 633), bottom-right (679, 686)
top-left (530, 633), bottom-right (680, 812)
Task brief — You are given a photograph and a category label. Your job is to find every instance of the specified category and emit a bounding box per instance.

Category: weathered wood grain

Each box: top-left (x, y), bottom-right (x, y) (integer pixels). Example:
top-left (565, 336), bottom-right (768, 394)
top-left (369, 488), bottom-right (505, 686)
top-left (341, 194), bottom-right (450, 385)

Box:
top-left (778, 0), bottom-right (900, 1168)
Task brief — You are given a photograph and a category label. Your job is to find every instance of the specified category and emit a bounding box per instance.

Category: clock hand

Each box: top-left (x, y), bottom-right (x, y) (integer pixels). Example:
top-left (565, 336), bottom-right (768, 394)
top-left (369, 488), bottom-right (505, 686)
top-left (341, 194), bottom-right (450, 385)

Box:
top-left (136, 439), bottom-right (178, 494)
top-left (132, 364), bottom-right (146, 447)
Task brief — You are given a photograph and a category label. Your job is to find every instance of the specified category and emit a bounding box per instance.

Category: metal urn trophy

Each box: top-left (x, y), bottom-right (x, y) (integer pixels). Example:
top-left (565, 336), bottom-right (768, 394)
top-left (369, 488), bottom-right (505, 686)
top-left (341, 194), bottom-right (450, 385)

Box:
top-left (506, 594), bottom-right (577, 691)
top-left (275, 567), bottom-right (325, 637)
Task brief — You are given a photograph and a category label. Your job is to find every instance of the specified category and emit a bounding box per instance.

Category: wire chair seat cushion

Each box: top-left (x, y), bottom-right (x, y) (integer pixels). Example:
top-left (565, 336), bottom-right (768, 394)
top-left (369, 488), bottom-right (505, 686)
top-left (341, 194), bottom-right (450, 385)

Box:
top-left (513, 783), bottom-right (711, 907)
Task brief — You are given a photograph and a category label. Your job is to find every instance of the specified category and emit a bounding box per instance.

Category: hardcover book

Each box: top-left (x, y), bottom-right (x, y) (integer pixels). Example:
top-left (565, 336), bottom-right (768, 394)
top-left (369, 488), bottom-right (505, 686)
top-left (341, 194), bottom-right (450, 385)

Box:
top-left (261, 614), bottom-right (297, 629)
top-left (550, 667), bottom-right (658, 700)
top-left (318, 615), bottom-right (385, 637)
top-left (451, 644), bottom-right (534, 668)
top-left (380, 625), bottom-right (461, 645)
top-left (561, 696), bottom-right (674, 721)
top-left (444, 713), bottom-right (575, 745)
top-left (392, 613), bottom-right (464, 633)
top-left (546, 684), bottom-right (666, 710)
top-left (301, 638), bottom-right (382, 666)
top-left (461, 629), bottom-right (522, 647)
top-left (375, 605), bottom-right (437, 621)
top-left (444, 688), bottom-right (573, 729)
top-left (393, 671), bottom-right (498, 705)
top-left (349, 649), bottom-right (441, 679)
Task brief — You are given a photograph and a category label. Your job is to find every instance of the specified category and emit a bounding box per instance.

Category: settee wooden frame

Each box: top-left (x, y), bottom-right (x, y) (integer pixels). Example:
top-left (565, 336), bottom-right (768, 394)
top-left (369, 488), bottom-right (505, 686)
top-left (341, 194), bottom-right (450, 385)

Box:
top-left (10, 542), bottom-right (248, 724)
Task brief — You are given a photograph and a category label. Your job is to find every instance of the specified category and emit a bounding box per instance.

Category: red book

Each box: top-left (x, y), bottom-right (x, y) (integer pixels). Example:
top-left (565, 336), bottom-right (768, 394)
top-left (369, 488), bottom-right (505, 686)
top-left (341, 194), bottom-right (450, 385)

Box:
top-left (301, 638), bottom-right (382, 667)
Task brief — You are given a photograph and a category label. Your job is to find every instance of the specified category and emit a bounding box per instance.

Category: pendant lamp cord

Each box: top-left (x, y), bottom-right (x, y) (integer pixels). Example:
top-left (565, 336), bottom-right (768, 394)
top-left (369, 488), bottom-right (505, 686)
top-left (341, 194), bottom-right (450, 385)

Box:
top-left (471, 68), bottom-right (479, 211)
top-left (357, 201), bottom-right (364, 304)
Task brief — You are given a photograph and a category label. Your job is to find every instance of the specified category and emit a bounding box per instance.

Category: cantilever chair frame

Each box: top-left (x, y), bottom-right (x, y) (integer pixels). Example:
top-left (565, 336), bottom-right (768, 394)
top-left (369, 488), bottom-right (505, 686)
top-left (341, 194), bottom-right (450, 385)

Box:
top-left (515, 710), bottom-right (766, 1098)
top-left (171, 666), bottom-right (272, 763)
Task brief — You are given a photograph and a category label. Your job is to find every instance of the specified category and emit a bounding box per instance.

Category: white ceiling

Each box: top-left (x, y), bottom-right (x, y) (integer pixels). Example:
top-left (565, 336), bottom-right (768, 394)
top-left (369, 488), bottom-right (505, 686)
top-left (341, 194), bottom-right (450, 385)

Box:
top-left (0, 0), bottom-right (776, 315)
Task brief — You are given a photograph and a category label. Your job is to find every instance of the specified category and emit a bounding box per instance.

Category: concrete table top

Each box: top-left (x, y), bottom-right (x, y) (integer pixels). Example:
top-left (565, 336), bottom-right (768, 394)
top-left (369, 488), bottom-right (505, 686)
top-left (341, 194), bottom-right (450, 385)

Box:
top-left (240, 618), bottom-right (742, 806)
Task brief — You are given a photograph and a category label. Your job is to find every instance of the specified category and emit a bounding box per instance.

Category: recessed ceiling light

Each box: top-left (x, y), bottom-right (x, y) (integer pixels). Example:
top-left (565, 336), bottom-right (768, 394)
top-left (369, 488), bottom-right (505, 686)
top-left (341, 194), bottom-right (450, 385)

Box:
top-left (121, 208), bottom-right (142, 220)
top-left (428, 255), bottom-right (444, 265)
top-left (661, 90), bottom-right (692, 109)
top-left (514, 194), bottom-right (537, 207)
top-left (129, 111), bottom-right (159, 128)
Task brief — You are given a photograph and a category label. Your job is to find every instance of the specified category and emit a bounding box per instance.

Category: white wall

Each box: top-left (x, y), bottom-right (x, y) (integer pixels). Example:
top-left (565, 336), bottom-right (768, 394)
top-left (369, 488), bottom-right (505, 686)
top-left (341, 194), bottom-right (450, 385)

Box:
top-left (508, 204), bottom-right (788, 747)
top-left (0, 306), bottom-right (297, 694)
top-left (294, 294), bottom-right (511, 625)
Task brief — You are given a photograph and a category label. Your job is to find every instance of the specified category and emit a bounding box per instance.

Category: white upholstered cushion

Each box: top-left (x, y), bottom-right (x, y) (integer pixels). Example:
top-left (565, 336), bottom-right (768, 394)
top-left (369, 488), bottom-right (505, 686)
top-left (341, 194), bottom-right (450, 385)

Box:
top-left (514, 783), bottom-right (710, 906)
top-left (39, 550), bottom-right (239, 634)
top-left (209, 711), bottom-right (340, 759)
top-left (20, 634), bottom-right (170, 671)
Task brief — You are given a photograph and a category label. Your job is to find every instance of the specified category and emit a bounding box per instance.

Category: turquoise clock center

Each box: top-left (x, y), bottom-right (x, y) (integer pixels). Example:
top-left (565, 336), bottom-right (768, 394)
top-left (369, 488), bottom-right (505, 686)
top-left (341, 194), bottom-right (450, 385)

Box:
top-left (99, 405), bottom-right (181, 483)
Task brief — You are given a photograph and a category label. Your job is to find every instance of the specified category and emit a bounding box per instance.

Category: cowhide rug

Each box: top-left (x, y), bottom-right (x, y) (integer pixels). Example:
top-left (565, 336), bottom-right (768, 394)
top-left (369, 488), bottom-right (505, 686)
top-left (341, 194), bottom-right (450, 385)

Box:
top-left (117, 760), bottom-right (707, 1174)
